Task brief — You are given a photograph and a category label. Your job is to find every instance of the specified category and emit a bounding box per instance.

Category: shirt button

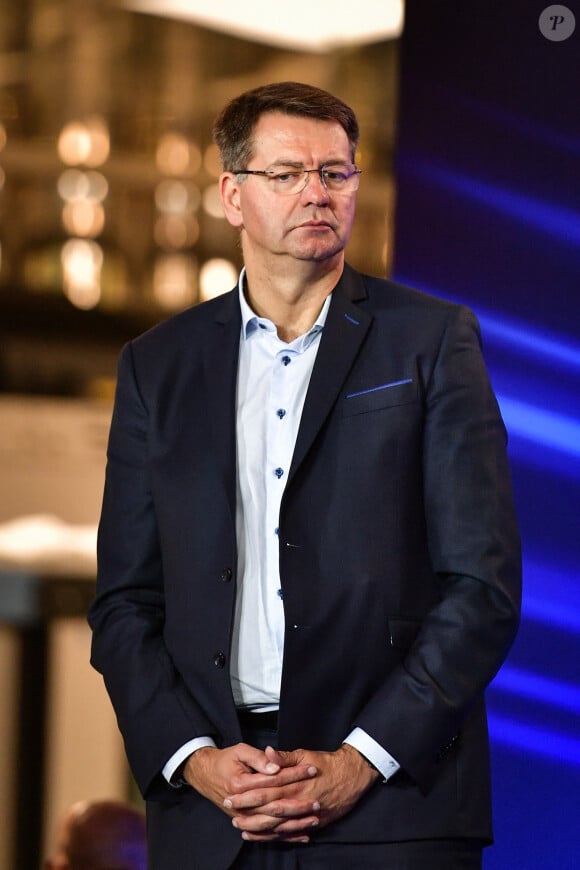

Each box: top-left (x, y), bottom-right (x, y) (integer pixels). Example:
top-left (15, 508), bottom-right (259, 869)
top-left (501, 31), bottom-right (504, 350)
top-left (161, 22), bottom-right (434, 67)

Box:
top-left (276, 408), bottom-right (286, 419)
top-left (274, 527), bottom-right (279, 535)
top-left (277, 588), bottom-right (284, 599)
top-left (213, 651), bottom-right (226, 669)
top-left (281, 355), bottom-right (291, 366)
top-left (219, 568), bottom-right (232, 582)
top-left (274, 467), bottom-right (284, 479)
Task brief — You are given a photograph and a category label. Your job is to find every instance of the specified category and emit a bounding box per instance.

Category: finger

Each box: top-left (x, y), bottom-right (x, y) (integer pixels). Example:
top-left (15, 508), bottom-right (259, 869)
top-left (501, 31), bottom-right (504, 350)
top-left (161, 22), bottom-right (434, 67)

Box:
top-left (233, 812), bottom-right (319, 835)
top-left (268, 763), bottom-right (318, 785)
top-left (235, 744), bottom-right (281, 775)
top-left (240, 831), bottom-right (311, 844)
top-left (265, 747), bottom-right (318, 780)
top-left (264, 816), bottom-right (320, 836)
top-left (227, 763), bottom-right (317, 797)
top-left (265, 746), bottom-right (301, 768)
top-left (229, 794), bottom-right (320, 816)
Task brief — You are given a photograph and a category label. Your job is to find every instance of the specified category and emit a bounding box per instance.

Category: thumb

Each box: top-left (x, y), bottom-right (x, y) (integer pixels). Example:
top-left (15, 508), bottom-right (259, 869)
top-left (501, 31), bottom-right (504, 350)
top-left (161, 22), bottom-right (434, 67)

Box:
top-left (265, 745), bottom-right (303, 768)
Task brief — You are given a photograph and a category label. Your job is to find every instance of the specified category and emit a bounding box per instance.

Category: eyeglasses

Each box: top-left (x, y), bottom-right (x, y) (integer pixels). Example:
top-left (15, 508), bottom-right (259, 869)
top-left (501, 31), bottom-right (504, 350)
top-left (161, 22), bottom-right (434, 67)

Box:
top-left (231, 163), bottom-right (362, 195)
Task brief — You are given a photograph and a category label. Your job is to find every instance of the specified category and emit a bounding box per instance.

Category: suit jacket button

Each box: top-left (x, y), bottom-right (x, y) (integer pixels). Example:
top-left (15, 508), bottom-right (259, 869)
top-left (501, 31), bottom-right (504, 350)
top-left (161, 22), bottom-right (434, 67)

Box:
top-left (220, 568), bottom-right (233, 582)
top-left (213, 651), bottom-right (226, 669)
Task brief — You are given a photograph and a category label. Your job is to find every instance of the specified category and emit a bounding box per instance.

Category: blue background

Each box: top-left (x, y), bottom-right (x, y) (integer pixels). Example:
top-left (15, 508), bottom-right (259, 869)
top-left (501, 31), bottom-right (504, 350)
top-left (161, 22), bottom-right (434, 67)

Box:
top-left (393, 2), bottom-right (580, 865)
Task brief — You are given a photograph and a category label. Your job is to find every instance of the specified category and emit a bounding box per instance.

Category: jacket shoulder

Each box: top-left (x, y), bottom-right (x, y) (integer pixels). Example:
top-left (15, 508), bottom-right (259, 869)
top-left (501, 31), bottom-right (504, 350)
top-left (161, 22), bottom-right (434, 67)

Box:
top-left (131, 289), bottom-right (238, 353)
top-left (358, 271), bottom-right (464, 318)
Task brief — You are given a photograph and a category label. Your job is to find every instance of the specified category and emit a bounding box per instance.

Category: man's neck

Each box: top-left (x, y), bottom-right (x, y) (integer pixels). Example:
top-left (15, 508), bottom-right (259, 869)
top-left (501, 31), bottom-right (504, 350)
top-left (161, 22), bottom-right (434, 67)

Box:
top-left (243, 255), bottom-right (344, 343)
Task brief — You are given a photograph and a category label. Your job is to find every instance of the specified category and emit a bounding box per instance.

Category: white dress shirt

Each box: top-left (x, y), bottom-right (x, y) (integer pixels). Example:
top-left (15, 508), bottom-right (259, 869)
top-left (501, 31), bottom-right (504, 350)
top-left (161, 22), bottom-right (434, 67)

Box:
top-left (231, 273), bottom-right (330, 708)
top-left (163, 270), bottom-right (399, 784)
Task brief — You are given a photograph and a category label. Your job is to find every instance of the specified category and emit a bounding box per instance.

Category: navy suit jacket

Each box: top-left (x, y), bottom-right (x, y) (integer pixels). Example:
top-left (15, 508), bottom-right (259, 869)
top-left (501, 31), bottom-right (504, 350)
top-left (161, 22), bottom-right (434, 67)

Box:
top-left (89, 264), bottom-right (521, 869)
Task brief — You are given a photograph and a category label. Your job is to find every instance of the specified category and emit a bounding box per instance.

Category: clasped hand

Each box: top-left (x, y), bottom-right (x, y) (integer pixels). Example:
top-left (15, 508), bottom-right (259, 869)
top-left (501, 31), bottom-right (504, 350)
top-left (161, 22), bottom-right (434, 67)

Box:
top-left (184, 742), bottom-right (379, 843)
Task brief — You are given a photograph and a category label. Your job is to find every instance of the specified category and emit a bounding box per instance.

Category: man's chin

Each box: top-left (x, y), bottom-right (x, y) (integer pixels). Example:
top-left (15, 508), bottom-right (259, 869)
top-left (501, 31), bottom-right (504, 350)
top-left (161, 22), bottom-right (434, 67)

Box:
top-left (292, 242), bottom-right (345, 264)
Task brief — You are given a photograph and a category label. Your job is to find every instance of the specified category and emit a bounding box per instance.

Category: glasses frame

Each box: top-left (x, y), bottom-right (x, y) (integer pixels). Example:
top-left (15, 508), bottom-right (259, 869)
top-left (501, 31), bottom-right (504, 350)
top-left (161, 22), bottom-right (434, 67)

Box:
top-left (230, 163), bottom-right (362, 195)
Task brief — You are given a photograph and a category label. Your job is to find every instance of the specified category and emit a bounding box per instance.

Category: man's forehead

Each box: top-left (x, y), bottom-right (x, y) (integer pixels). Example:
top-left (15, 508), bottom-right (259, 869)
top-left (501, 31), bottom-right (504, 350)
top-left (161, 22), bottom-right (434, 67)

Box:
top-left (251, 111), bottom-right (350, 156)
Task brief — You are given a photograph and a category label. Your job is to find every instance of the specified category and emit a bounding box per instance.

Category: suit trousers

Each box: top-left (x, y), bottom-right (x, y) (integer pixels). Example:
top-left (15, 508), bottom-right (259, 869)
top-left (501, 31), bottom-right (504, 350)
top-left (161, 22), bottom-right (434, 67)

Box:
top-left (235, 715), bottom-right (483, 870)
top-left (231, 839), bottom-right (483, 870)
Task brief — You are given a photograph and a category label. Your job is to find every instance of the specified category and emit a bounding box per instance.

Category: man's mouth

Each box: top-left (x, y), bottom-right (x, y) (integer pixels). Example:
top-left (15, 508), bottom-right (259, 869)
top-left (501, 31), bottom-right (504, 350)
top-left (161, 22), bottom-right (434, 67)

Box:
top-left (298, 220), bottom-right (333, 229)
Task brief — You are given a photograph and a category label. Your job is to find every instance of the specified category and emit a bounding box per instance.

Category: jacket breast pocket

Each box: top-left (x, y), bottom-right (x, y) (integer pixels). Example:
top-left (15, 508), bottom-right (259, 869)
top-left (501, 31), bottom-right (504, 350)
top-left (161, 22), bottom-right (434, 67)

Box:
top-left (342, 378), bottom-right (417, 417)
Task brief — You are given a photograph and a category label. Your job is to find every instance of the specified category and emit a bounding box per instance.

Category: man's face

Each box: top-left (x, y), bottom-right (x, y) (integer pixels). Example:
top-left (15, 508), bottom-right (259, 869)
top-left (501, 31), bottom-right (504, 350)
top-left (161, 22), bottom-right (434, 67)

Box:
top-left (220, 111), bottom-right (357, 268)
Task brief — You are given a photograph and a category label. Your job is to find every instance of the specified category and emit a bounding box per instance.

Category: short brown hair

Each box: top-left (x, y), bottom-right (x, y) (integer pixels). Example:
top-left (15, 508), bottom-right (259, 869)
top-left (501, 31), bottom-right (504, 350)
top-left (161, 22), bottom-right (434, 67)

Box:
top-left (212, 81), bottom-right (359, 171)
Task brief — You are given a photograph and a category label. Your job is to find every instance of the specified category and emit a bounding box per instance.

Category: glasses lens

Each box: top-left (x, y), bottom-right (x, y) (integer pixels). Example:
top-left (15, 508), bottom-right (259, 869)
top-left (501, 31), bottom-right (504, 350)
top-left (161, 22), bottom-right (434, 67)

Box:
top-left (262, 165), bottom-right (360, 194)
top-left (322, 165), bottom-right (360, 192)
top-left (268, 168), bottom-right (308, 194)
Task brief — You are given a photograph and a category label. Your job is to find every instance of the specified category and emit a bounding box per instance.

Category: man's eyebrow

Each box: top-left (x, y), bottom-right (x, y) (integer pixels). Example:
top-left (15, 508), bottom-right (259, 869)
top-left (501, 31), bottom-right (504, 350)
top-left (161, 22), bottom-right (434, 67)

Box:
top-left (267, 160), bottom-right (305, 169)
top-left (267, 158), bottom-right (350, 168)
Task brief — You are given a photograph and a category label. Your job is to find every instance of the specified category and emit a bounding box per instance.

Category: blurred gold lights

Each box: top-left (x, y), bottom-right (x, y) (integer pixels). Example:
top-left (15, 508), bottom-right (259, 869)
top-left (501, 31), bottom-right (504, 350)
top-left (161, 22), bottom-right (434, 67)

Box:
top-left (156, 131), bottom-right (202, 176)
top-left (60, 239), bottom-right (103, 310)
top-left (57, 117), bottom-right (110, 167)
top-left (199, 259), bottom-right (238, 301)
top-left (57, 117), bottom-right (110, 309)
top-left (58, 169), bottom-right (108, 238)
top-left (153, 179), bottom-right (201, 250)
top-left (152, 132), bottom-right (236, 309)
top-left (0, 124), bottom-right (5, 273)
top-left (53, 119), bottom-right (236, 312)
top-left (153, 254), bottom-right (198, 310)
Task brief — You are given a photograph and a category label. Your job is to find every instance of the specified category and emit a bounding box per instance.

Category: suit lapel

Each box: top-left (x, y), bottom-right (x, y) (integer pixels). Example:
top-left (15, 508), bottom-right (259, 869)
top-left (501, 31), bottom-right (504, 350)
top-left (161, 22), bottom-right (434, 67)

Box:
top-left (202, 288), bottom-right (241, 519)
top-left (199, 269), bottom-right (372, 501)
top-left (288, 265), bottom-right (372, 482)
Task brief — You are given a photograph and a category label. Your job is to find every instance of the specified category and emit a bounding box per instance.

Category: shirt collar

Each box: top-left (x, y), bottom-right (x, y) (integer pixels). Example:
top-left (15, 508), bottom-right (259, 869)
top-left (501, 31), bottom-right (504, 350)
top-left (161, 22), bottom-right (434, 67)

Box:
top-left (237, 267), bottom-right (332, 343)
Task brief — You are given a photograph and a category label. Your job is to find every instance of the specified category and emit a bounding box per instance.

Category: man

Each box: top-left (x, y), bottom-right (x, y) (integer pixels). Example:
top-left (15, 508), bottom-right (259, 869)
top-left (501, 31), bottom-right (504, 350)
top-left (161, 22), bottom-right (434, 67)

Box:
top-left (89, 81), bottom-right (521, 869)
top-left (45, 800), bottom-right (146, 870)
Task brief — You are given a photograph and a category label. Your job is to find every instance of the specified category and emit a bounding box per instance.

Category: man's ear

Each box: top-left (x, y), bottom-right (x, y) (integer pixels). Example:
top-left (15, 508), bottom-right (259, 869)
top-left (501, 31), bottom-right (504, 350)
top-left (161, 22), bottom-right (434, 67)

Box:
top-left (219, 172), bottom-right (244, 228)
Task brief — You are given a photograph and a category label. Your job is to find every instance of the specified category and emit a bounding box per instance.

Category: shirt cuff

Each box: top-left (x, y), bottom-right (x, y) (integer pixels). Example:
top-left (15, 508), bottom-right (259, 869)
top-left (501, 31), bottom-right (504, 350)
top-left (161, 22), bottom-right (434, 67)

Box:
top-left (162, 737), bottom-right (217, 786)
top-left (343, 727), bottom-right (400, 782)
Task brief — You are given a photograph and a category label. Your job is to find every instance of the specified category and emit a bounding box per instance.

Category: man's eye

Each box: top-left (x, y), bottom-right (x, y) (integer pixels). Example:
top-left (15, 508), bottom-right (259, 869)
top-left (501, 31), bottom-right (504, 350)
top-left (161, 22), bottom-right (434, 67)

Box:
top-left (272, 171), bottom-right (300, 182)
top-left (325, 170), bottom-right (347, 182)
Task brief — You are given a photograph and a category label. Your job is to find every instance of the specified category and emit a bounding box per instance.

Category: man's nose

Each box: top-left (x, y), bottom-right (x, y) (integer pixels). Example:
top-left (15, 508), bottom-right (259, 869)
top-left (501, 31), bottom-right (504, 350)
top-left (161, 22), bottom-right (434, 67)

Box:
top-left (301, 169), bottom-right (329, 203)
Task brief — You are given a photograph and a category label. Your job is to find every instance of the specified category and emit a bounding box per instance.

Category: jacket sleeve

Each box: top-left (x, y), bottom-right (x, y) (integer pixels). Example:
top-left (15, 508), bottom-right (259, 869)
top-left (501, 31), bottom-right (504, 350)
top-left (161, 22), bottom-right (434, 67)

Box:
top-left (354, 304), bottom-right (521, 785)
top-left (88, 342), bottom-right (215, 800)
